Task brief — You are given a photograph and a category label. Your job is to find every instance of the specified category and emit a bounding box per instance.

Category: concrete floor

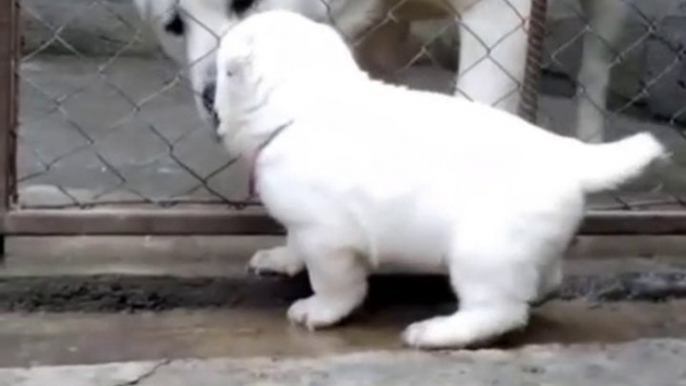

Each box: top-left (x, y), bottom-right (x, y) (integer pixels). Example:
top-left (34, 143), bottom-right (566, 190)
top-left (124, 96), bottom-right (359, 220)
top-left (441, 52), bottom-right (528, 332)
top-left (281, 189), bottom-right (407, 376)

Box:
top-left (3, 340), bottom-right (686, 385)
top-left (1, 301), bottom-right (686, 368)
top-left (0, 236), bottom-right (685, 376)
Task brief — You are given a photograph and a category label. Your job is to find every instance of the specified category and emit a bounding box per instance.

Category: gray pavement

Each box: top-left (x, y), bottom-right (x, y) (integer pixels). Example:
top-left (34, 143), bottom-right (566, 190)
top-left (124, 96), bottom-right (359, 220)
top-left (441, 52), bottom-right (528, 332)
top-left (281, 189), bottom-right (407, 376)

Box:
top-left (0, 235), bottom-right (686, 380)
top-left (1, 339), bottom-right (686, 385)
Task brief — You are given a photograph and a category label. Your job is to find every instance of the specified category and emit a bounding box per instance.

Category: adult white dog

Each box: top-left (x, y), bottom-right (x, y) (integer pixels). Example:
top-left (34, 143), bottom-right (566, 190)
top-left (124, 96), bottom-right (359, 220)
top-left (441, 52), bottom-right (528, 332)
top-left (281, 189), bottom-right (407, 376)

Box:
top-left (135, 0), bottom-right (627, 142)
top-left (213, 10), bottom-right (665, 349)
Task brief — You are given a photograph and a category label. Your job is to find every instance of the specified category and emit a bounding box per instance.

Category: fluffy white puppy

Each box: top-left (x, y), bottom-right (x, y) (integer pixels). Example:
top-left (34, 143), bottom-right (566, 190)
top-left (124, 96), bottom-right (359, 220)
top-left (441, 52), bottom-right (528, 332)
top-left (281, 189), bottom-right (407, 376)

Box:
top-left (213, 10), bottom-right (666, 349)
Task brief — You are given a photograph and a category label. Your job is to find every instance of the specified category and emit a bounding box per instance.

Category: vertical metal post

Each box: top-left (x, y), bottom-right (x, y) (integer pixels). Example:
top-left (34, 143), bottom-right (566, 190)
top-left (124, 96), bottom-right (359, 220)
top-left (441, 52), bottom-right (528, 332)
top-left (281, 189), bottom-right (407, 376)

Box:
top-left (0, 0), bottom-right (19, 257)
top-left (519, 0), bottom-right (548, 123)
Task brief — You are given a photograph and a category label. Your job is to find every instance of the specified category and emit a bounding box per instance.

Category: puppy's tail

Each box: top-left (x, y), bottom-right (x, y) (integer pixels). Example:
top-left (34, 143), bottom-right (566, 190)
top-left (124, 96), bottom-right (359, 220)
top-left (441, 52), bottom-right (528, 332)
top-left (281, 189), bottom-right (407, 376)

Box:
top-left (574, 132), bottom-right (667, 193)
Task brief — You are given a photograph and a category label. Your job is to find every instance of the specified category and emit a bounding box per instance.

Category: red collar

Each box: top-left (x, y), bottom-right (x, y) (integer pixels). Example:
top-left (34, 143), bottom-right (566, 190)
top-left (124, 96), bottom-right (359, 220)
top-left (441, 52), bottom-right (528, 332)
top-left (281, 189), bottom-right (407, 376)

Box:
top-left (246, 120), bottom-right (293, 201)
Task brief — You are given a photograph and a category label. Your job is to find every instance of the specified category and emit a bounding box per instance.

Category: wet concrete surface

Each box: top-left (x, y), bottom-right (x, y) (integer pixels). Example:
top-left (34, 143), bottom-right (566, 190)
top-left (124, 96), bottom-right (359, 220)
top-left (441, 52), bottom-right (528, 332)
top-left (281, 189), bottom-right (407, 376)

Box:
top-left (0, 271), bottom-right (686, 368)
top-left (1, 236), bottom-right (686, 371)
top-left (0, 300), bottom-right (685, 368)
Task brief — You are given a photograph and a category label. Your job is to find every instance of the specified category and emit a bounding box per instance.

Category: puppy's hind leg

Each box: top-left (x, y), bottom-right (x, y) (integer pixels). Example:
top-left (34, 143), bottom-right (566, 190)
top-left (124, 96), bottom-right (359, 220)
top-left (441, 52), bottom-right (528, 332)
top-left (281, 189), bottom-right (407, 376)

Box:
top-left (287, 234), bottom-right (368, 330)
top-left (403, 232), bottom-right (536, 349)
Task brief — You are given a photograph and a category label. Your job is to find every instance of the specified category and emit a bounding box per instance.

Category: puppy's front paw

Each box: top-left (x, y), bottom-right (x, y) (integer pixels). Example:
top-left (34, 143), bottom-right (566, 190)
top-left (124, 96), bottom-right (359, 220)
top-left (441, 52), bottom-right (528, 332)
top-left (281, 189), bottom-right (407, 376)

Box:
top-left (287, 296), bottom-right (349, 330)
top-left (248, 246), bottom-right (304, 277)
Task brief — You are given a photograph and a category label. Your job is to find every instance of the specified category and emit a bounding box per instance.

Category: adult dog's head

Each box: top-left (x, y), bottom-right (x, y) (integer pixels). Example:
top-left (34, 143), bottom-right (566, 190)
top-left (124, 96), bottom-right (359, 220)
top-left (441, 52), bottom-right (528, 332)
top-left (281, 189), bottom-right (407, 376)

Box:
top-left (135, 0), bottom-right (331, 125)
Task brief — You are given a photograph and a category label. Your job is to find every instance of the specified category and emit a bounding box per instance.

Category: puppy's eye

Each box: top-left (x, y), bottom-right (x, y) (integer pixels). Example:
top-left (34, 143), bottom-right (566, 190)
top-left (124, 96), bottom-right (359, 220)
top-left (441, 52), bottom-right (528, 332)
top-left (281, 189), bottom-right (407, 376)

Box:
top-left (230, 0), bottom-right (256, 15)
top-left (164, 12), bottom-right (185, 36)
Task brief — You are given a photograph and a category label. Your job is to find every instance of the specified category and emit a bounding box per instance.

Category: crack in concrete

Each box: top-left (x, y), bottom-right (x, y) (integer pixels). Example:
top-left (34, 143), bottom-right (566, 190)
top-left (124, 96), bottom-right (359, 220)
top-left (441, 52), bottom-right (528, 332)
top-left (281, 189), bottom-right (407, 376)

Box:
top-left (113, 359), bottom-right (172, 386)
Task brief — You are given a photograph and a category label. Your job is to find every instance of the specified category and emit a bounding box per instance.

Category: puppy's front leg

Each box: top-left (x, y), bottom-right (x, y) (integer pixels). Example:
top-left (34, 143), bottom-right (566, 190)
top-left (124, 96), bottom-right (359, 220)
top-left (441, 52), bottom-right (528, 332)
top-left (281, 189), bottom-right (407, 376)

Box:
top-left (287, 237), bottom-right (368, 330)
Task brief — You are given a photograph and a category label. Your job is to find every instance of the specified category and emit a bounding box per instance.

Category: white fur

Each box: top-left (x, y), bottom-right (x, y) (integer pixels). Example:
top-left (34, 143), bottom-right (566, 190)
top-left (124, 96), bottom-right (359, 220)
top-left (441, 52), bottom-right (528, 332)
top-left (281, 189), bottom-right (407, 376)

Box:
top-left (214, 11), bottom-right (665, 349)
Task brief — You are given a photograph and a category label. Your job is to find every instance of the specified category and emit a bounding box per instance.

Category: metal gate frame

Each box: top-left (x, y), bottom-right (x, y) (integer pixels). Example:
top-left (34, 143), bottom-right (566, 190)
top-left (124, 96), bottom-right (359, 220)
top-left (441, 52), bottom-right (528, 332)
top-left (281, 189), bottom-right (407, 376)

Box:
top-left (1, 0), bottom-right (686, 255)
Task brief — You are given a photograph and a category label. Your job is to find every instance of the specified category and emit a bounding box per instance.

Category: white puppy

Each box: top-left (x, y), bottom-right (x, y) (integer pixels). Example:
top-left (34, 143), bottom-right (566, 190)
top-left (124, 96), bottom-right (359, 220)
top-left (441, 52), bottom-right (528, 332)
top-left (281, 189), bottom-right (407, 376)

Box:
top-left (214, 11), bottom-right (665, 349)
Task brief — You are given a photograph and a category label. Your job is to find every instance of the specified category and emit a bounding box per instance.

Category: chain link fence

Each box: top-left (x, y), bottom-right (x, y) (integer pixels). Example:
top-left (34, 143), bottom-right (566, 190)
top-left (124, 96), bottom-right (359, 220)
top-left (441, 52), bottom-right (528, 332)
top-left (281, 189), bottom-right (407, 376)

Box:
top-left (3, 0), bottom-right (686, 237)
top-left (348, 0), bottom-right (686, 212)
top-left (538, 0), bottom-right (686, 211)
top-left (19, 0), bottom-right (248, 209)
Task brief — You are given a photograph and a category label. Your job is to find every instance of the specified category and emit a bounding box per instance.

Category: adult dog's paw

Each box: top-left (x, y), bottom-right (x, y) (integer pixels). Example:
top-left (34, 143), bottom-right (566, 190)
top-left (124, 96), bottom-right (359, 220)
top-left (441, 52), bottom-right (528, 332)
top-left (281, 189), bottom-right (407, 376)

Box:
top-left (247, 246), bottom-right (304, 277)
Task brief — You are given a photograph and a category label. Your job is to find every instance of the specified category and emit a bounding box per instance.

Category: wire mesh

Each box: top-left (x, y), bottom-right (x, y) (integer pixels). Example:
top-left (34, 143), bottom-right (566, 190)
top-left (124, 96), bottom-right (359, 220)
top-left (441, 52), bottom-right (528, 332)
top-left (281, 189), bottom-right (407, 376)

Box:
top-left (13, 0), bottom-right (686, 214)
top-left (18, 0), bottom-right (243, 209)
top-left (538, 0), bottom-right (686, 210)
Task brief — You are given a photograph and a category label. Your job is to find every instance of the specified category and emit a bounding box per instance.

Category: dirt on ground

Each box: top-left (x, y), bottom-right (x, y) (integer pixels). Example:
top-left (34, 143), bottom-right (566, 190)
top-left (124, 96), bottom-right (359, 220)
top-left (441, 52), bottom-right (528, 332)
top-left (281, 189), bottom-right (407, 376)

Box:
top-left (1, 272), bottom-right (686, 313)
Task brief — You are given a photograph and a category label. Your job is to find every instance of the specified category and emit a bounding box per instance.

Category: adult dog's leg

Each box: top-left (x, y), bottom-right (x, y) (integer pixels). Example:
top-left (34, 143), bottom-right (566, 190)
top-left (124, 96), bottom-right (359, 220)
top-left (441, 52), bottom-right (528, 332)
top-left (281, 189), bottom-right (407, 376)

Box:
top-left (576, 0), bottom-right (627, 143)
top-left (456, 0), bottom-right (532, 114)
top-left (287, 232), bottom-right (368, 330)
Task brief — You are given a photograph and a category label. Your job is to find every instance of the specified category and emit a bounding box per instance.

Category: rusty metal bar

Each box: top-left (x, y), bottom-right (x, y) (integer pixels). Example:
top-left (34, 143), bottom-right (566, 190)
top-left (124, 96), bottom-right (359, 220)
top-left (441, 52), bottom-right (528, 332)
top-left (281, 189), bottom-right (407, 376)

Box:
top-left (0, 209), bottom-right (684, 236)
top-left (0, 0), bottom-right (19, 256)
top-left (519, 0), bottom-right (547, 122)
